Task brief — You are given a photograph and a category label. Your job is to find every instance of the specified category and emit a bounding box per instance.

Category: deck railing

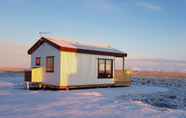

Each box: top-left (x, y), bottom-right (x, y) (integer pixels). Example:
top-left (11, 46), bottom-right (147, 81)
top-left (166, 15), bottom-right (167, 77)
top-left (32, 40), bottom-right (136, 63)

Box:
top-left (114, 70), bottom-right (132, 86)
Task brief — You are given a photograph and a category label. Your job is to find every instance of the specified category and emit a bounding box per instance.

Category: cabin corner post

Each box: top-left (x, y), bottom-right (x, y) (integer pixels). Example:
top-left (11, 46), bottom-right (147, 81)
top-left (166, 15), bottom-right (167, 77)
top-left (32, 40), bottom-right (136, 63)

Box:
top-left (123, 56), bottom-right (125, 71)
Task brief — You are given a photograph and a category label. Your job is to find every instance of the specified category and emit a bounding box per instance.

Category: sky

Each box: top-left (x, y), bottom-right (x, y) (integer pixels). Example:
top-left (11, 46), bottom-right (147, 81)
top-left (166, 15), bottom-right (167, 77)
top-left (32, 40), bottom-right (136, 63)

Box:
top-left (0, 0), bottom-right (186, 67)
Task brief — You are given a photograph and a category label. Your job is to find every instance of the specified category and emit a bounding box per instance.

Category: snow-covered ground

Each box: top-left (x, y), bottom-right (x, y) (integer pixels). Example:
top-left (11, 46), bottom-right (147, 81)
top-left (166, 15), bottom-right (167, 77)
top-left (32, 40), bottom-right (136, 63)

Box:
top-left (0, 73), bottom-right (186, 118)
top-left (132, 77), bottom-right (186, 110)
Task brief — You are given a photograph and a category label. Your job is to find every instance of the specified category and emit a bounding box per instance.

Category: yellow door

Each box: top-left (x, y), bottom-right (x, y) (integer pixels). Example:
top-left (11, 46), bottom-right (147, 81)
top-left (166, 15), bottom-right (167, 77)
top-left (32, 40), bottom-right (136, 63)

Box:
top-left (31, 67), bottom-right (43, 82)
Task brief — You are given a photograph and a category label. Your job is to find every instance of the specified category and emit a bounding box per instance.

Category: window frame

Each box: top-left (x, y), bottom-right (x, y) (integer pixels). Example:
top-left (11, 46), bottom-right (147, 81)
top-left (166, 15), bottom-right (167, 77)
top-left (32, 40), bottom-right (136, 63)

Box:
top-left (97, 58), bottom-right (113, 79)
top-left (46, 56), bottom-right (54, 73)
top-left (35, 57), bottom-right (41, 66)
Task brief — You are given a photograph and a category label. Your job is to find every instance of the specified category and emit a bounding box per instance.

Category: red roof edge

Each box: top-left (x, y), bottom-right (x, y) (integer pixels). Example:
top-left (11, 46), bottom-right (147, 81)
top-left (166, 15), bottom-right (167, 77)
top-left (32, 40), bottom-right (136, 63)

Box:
top-left (28, 37), bottom-right (61, 55)
top-left (28, 37), bottom-right (127, 57)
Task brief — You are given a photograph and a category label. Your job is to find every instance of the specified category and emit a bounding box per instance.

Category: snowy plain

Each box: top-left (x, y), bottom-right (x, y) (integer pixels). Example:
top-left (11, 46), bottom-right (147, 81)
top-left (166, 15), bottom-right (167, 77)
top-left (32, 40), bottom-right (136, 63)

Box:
top-left (0, 73), bottom-right (186, 118)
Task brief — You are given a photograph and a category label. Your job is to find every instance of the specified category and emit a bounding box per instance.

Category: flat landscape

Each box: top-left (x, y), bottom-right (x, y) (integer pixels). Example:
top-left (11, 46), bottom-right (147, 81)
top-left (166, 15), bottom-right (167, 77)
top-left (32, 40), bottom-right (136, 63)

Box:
top-left (0, 0), bottom-right (185, 118)
top-left (1, 72), bottom-right (186, 118)
top-left (132, 71), bottom-right (186, 79)
top-left (0, 67), bottom-right (27, 73)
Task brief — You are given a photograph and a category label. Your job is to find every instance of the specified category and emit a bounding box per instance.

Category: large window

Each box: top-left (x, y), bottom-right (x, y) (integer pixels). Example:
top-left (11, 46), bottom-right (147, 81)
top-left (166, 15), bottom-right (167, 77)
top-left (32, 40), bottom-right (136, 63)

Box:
top-left (46, 56), bottom-right (54, 72)
top-left (35, 57), bottom-right (41, 66)
top-left (98, 58), bottom-right (113, 78)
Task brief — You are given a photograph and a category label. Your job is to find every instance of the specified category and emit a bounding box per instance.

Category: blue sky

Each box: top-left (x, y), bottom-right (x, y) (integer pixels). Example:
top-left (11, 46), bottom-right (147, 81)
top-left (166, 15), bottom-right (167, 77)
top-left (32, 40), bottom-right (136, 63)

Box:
top-left (0, 0), bottom-right (186, 60)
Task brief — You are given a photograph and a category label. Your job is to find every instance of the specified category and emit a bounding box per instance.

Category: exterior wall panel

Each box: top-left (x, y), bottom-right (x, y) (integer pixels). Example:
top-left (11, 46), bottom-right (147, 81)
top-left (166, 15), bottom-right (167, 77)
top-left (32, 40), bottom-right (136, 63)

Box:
top-left (60, 51), bottom-right (115, 86)
top-left (115, 57), bottom-right (123, 70)
top-left (31, 43), bottom-right (60, 86)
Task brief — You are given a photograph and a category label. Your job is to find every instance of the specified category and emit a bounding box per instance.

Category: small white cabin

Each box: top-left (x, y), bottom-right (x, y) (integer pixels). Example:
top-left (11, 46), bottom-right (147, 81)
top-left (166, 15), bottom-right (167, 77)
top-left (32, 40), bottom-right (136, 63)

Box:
top-left (26, 37), bottom-right (131, 89)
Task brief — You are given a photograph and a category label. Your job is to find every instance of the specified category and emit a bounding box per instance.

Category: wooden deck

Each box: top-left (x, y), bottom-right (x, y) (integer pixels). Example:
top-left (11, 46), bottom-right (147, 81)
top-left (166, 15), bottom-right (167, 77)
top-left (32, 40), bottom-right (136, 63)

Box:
top-left (25, 82), bottom-right (131, 90)
top-left (114, 70), bottom-right (132, 86)
top-left (24, 69), bottom-right (131, 90)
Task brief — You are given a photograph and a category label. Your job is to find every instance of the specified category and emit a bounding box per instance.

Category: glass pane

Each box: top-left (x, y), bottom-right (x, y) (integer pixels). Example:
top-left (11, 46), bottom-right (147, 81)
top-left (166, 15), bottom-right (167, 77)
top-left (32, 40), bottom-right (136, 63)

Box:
top-left (106, 60), bottom-right (112, 73)
top-left (46, 56), bottom-right (54, 72)
top-left (35, 57), bottom-right (40, 65)
top-left (99, 59), bottom-right (105, 73)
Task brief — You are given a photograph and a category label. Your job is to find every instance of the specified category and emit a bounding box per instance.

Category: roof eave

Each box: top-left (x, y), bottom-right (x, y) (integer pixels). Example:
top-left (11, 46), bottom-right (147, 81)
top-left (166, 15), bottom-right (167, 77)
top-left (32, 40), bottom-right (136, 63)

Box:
top-left (28, 37), bottom-right (61, 55)
top-left (28, 37), bottom-right (127, 57)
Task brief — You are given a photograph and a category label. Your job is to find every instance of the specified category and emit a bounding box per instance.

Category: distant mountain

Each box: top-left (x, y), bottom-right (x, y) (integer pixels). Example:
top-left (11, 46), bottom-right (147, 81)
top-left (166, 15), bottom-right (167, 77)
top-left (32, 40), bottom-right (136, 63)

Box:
top-left (126, 59), bottom-right (186, 72)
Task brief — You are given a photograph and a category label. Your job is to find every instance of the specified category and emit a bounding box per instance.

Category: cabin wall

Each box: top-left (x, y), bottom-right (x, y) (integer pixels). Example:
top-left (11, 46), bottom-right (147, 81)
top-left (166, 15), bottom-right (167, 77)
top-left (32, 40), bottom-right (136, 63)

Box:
top-left (60, 51), bottom-right (115, 86)
top-left (115, 57), bottom-right (124, 70)
top-left (31, 42), bottom-right (61, 86)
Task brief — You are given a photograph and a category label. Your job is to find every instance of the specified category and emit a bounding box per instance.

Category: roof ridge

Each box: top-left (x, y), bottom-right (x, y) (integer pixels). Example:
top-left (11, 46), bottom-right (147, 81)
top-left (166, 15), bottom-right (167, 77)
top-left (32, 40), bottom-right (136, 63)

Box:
top-left (28, 37), bottom-right (127, 57)
top-left (44, 36), bottom-right (113, 49)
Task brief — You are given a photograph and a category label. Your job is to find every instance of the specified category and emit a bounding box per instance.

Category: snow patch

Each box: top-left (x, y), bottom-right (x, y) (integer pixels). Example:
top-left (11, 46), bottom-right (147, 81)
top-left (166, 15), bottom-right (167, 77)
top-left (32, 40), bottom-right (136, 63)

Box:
top-left (76, 92), bottom-right (103, 97)
top-left (0, 81), bottom-right (14, 88)
top-left (0, 91), bottom-right (11, 96)
top-left (1, 73), bottom-right (186, 118)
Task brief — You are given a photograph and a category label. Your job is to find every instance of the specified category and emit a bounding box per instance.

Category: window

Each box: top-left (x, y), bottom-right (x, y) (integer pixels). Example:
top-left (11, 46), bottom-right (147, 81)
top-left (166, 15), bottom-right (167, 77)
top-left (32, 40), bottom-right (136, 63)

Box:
top-left (46, 56), bottom-right (54, 72)
top-left (35, 57), bottom-right (41, 66)
top-left (98, 58), bottom-right (113, 78)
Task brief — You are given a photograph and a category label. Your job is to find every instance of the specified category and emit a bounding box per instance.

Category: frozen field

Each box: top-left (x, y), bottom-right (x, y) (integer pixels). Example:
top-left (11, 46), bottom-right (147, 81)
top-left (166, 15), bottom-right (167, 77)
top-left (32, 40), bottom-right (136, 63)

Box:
top-left (0, 73), bottom-right (186, 118)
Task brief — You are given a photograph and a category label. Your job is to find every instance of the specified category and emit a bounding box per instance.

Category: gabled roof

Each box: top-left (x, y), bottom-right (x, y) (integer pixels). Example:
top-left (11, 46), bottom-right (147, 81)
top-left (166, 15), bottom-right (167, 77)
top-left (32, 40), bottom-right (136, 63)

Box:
top-left (28, 37), bottom-right (127, 57)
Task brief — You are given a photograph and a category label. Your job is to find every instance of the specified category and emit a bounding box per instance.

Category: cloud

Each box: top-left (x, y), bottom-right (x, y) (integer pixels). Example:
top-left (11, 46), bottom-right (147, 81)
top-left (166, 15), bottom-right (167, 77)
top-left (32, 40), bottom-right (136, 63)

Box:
top-left (136, 2), bottom-right (161, 11)
top-left (82, 0), bottom-right (115, 13)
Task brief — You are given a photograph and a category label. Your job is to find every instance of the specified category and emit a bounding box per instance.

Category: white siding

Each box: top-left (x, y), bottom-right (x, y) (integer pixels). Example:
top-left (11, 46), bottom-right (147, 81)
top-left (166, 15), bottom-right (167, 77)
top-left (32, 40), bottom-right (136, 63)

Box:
top-left (31, 43), bottom-right (61, 86)
top-left (60, 51), bottom-right (115, 86)
top-left (115, 57), bottom-right (123, 70)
